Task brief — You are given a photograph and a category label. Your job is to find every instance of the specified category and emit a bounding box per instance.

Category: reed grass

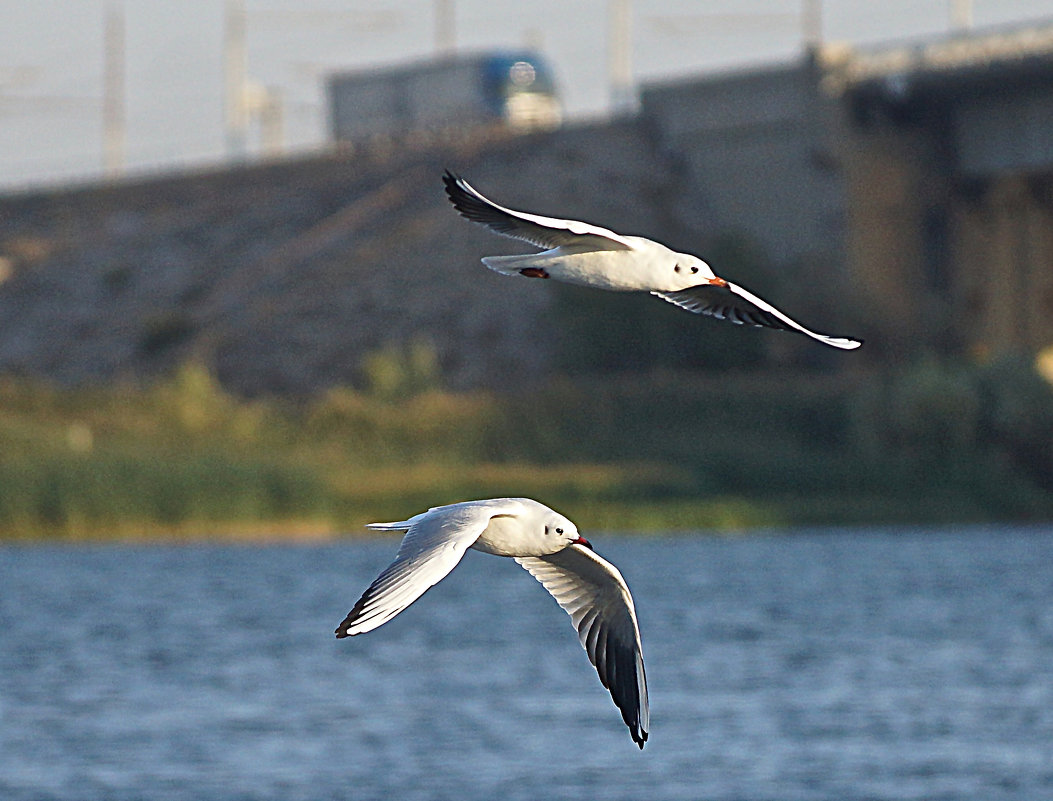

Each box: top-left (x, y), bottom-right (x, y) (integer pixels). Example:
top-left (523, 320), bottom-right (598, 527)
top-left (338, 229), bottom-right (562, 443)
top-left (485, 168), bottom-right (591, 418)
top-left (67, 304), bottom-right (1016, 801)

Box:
top-left (1, 356), bottom-right (1050, 541)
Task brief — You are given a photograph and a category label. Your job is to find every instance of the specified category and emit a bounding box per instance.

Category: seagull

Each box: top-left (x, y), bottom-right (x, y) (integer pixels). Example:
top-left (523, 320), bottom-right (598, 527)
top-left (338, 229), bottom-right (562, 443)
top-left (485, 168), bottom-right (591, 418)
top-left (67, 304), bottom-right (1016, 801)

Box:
top-left (335, 497), bottom-right (649, 748)
top-left (443, 170), bottom-right (862, 350)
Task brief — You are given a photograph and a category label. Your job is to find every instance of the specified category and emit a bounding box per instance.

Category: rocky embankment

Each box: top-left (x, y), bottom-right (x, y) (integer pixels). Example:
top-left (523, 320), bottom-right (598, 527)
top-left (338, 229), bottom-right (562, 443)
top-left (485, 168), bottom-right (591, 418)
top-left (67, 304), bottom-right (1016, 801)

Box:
top-left (0, 120), bottom-right (703, 396)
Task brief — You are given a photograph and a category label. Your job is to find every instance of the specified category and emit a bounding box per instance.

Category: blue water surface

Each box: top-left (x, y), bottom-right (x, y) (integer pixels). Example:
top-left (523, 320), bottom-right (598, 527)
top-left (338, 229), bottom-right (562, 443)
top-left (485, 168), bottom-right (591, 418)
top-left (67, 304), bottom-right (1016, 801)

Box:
top-left (2, 527), bottom-right (1052, 801)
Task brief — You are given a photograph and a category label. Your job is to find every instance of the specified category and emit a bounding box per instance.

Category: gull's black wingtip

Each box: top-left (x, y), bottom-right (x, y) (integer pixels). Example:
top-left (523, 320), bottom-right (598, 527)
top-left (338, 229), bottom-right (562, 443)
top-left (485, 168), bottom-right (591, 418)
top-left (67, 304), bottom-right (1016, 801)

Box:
top-left (442, 169), bottom-right (464, 203)
top-left (335, 610), bottom-right (360, 638)
top-left (442, 169), bottom-right (462, 192)
top-left (442, 170), bottom-right (479, 222)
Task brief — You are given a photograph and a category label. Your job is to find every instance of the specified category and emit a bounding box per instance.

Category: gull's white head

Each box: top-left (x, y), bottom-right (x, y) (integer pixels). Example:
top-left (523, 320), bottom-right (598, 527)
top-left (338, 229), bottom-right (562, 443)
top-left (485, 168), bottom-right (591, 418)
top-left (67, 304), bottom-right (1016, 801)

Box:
top-left (671, 253), bottom-right (723, 290)
top-left (474, 499), bottom-right (589, 557)
top-left (542, 511), bottom-right (589, 550)
top-left (524, 498), bottom-right (588, 550)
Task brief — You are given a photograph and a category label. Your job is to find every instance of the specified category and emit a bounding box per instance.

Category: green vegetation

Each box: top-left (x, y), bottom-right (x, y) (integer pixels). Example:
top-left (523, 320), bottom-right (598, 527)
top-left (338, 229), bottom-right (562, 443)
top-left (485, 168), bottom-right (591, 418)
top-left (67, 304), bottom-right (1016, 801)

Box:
top-left (1, 351), bottom-right (1052, 541)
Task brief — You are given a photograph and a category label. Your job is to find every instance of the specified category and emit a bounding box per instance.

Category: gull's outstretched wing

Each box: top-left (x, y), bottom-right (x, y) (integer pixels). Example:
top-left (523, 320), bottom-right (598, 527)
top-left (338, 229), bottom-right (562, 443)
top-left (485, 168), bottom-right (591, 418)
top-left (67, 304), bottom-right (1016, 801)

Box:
top-left (443, 170), bottom-right (633, 252)
top-left (336, 501), bottom-right (519, 637)
top-left (652, 280), bottom-right (863, 350)
top-left (516, 543), bottom-right (649, 748)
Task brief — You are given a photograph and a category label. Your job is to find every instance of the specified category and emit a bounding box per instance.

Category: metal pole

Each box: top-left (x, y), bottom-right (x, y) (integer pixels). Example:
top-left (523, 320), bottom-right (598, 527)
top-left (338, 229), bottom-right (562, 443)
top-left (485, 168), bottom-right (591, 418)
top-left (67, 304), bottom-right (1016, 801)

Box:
top-left (609, 0), bottom-right (635, 113)
top-left (802, 0), bottom-right (822, 47)
top-left (435, 0), bottom-right (455, 54)
top-left (225, 0), bottom-right (248, 160)
top-left (260, 88), bottom-right (284, 157)
top-left (103, 2), bottom-right (125, 178)
top-left (950, 0), bottom-right (972, 30)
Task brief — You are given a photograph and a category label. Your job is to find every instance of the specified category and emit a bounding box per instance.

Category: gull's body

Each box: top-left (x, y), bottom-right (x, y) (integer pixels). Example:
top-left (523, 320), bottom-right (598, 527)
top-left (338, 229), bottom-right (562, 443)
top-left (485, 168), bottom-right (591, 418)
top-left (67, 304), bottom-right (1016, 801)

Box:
top-left (443, 170), bottom-right (862, 350)
top-left (485, 235), bottom-right (696, 292)
top-left (335, 497), bottom-right (649, 748)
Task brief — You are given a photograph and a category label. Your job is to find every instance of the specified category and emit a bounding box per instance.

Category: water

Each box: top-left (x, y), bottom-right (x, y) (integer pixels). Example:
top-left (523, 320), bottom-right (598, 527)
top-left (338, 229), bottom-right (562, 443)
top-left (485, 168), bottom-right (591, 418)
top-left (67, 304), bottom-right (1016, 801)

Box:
top-left (2, 527), bottom-right (1052, 801)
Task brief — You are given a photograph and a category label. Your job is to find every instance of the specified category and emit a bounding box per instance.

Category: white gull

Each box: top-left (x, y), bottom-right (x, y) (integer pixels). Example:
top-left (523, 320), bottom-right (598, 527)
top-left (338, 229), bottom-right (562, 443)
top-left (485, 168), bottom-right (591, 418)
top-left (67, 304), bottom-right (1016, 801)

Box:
top-left (444, 170), bottom-right (862, 350)
top-left (335, 497), bottom-right (649, 748)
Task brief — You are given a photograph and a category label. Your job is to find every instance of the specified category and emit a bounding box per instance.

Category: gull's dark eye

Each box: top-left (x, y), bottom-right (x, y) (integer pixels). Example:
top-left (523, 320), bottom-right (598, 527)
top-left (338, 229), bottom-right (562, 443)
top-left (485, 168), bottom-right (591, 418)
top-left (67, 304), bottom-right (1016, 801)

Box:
top-left (555, 527), bottom-right (564, 535)
top-left (690, 265), bottom-right (699, 274)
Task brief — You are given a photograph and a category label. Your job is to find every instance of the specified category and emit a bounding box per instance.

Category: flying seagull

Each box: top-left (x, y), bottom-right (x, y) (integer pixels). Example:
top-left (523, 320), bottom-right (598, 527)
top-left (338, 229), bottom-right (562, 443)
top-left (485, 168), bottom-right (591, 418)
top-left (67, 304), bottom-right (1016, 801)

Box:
top-left (443, 170), bottom-right (862, 350)
top-left (335, 497), bottom-right (649, 748)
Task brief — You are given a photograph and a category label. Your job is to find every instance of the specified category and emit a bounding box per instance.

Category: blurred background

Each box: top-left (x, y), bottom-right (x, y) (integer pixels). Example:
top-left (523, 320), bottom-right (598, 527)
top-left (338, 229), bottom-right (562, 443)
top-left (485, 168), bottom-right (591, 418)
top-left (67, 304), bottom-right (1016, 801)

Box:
top-left (3, 6), bottom-right (1053, 801)
top-left (1, 0), bottom-right (1053, 537)
top-left (5, 0), bottom-right (1049, 188)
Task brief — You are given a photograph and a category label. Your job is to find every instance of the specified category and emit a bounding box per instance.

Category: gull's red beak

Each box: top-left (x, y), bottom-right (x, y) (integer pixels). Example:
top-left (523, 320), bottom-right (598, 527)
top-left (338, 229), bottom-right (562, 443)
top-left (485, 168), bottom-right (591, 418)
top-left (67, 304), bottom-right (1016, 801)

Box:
top-left (574, 536), bottom-right (593, 550)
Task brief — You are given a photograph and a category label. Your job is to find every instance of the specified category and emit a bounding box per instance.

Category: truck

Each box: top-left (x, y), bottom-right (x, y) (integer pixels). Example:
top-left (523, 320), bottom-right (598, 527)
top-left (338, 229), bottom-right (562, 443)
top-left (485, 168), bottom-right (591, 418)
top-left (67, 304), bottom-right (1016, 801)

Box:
top-left (327, 51), bottom-right (562, 144)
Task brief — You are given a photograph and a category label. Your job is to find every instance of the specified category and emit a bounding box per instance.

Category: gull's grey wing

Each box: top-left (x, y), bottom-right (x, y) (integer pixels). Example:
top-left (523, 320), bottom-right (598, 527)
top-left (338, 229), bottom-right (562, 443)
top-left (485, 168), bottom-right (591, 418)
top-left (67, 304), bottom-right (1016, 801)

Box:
top-left (516, 543), bottom-right (649, 748)
top-left (336, 501), bottom-right (521, 637)
top-left (651, 281), bottom-right (863, 350)
top-left (443, 170), bottom-right (633, 252)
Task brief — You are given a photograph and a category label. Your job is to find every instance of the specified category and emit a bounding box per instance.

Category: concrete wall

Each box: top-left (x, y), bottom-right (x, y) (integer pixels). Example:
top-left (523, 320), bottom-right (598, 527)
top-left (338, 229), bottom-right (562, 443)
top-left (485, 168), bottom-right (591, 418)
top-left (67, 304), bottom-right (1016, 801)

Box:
top-left (835, 45), bottom-right (1053, 359)
top-left (955, 85), bottom-right (1053, 175)
top-left (0, 120), bottom-right (693, 396)
top-left (954, 174), bottom-right (1053, 355)
top-left (835, 111), bottom-right (952, 356)
top-left (641, 60), bottom-right (846, 270)
top-left (5, 36), bottom-right (1053, 396)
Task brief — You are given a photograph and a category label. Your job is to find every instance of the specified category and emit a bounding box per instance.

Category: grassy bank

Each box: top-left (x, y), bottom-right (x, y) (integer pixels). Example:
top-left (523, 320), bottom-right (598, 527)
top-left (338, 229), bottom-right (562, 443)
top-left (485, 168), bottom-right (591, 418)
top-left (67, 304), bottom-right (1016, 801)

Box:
top-left (2, 357), bottom-right (1052, 541)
